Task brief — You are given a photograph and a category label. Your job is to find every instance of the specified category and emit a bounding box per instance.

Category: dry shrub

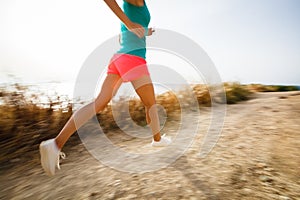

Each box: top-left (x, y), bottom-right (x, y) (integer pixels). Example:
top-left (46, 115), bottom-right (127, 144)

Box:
top-left (0, 84), bottom-right (73, 167)
top-left (248, 84), bottom-right (299, 92)
top-left (0, 82), bottom-right (255, 166)
top-left (95, 84), bottom-right (212, 131)
top-left (97, 91), bottom-right (182, 132)
top-left (97, 104), bottom-right (119, 131)
top-left (129, 98), bottom-right (147, 126)
top-left (192, 84), bottom-right (211, 106)
top-left (224, 82), bottom-right (253, 104)
top-left (157, 91), bottom-right (181, 117)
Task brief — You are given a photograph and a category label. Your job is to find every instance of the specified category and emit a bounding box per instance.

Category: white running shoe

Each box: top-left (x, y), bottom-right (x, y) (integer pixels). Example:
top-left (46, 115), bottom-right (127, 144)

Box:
top-left (39, 139), bottom-right (65, 176)
top-left (151, 134), bottom-right (171, 147)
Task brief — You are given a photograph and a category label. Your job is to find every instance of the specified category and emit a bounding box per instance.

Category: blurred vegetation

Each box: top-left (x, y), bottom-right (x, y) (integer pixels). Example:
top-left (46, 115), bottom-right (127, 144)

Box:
top-left (247, 84), bottom-right (299, 92)
top-left (0, 83), bottom-right (73, 168)
top-left (224, 82), bottom-right (253, 104)
top-left (1, 82), bottom-right (297, 167)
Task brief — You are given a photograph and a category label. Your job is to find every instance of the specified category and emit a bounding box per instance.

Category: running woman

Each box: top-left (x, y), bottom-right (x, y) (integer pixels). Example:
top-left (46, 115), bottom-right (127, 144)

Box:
top-left (39, 0), bottom-right (171, 176)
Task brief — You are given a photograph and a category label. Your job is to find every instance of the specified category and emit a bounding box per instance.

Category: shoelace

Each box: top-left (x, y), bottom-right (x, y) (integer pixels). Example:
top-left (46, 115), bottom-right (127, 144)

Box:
top-left (57, 152), bottom-right (66, 169)
top-left (60, 152), bottom-right (66, 159)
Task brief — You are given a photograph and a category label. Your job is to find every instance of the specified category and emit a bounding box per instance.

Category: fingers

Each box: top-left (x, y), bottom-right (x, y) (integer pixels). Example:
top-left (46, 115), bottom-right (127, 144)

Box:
top-left (127, 22), bottom-right (144, 38)
top-left (133, 27), bottom-right (155, 37)
top-left (147, 27), bottom-right (155, 36)
top-left (134, 28), bottom-right (145, 38)
top-left (127, 22), bottom-right (155, 38)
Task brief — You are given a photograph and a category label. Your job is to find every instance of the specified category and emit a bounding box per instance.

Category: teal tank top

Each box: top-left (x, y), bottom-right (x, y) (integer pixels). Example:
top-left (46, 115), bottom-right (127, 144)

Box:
top-left (117, 0), bottom-right (151, 59)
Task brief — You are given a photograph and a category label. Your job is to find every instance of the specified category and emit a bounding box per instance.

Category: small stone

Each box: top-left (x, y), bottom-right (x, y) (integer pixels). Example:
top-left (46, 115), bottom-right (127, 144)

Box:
top-left (240, 174), bottom-right (247, 182)
top-left (264, 167), bottom-right (275, 172)
top-left (90, 192), bottom-right (98, 197)
top-left (243, 188), bottom-right (252, 194)
top-left (259, 175), bottom-right (273, 182)
top-left (10, 158), bottom-right (21, 163)
top-left (278, 195), bottom-right (291, 200)
top-left (107, 192), bottom-right (115, 199)
top-left (114, 180), bottom-right (121, 186)
top-left (256, 163), bottom-right (267, 168)
top-left (127, 194), bottom-right (138, 199)
top-left (187, 189), bottom-right (193, 194)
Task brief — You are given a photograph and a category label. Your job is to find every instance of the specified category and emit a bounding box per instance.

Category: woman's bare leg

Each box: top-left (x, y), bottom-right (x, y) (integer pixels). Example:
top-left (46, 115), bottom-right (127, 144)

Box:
top-left (131, 75), bottom-right (161, 141)
top-left (55, 74), bottom-right (122, 149)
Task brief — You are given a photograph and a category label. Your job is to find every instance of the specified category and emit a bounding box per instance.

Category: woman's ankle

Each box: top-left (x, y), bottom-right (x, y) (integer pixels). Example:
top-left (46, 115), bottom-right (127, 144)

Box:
top-left (54, 138), bottom-right (62, 150)
top-left (153, 133), bottom-right (161, 142)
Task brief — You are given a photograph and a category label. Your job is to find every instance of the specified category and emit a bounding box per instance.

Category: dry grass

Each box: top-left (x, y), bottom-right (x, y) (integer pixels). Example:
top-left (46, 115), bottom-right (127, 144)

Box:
top-left (0, 84), bottom-right (73, 167)
top-left (224, 82), bottom-right (253, 104)
top-left (247, 84), bottom-right (299, 92)
top-left (2, 82), bottom-right (295, 167)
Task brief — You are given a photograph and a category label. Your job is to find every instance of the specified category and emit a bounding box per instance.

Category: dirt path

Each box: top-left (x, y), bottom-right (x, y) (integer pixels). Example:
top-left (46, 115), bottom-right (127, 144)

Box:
top-left (1, 92), bottom-right (300, 200)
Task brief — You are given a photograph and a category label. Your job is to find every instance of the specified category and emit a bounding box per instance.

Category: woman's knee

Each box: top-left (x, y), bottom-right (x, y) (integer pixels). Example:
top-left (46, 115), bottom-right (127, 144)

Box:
top-left (142, 99), bottom-right (156, 109)
top-left (145, 103), bottom-right (158, 115)
top-left (94, 96), bottom-right (111, 113)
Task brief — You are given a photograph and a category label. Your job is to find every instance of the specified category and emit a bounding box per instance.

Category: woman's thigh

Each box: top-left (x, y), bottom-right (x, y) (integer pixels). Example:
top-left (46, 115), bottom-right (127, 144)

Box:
top-left (94, 74), bottom-right (122, 111)
top-left (131, 75), bottom-right (156, 107)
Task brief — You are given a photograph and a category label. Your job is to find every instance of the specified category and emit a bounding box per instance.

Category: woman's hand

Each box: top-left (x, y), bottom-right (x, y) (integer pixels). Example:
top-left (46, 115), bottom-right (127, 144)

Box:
top-left (147, 27), bottom-right (155, 36)
top-left (127, 22), bottom-right (155, 38)
top-left (126, 21), bottom-right (146, 38)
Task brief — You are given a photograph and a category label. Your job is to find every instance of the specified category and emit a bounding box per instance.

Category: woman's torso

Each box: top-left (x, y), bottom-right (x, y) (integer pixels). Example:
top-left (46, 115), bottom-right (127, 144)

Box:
top-left (117, 0), bottom-right (151, 59)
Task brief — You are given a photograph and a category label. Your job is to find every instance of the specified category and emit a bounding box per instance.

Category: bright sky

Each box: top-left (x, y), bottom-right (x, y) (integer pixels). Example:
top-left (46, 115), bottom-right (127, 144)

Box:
top-left (1, 0), bottom-right (300, 85)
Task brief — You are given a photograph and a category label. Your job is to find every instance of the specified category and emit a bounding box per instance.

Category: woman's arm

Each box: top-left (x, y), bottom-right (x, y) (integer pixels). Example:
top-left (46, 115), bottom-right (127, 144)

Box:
top-left (103, 0), bottom-right (145, 38)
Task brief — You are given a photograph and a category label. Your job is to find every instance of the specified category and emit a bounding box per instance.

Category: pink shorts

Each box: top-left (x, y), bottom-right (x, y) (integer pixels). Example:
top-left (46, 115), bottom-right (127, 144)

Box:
top-left (107, 54), bottom-right (150, 82)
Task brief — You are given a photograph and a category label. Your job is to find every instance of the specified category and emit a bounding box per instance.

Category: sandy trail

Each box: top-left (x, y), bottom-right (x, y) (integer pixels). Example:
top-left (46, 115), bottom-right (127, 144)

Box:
top-left (1, 91), bottom-right (299, 200)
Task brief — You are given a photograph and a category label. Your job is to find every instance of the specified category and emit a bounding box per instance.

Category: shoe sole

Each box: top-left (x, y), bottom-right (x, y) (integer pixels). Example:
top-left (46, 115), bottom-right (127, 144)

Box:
top-left (39, 142), bottom-right (55, 176)
top-left (151, 142), bottom-right (171, 147)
